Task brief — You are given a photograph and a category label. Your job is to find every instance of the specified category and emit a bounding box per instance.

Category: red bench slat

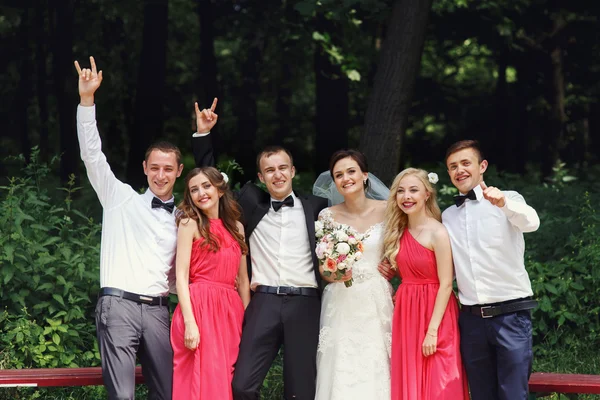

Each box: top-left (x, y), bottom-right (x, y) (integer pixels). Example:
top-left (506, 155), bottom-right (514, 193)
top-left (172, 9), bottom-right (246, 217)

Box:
top-left (0, 366), bottom-right (144, 387)
top-left (2, 368), bottom-right (600, 394)
top-left (529, 372), bottom-right (600, 394)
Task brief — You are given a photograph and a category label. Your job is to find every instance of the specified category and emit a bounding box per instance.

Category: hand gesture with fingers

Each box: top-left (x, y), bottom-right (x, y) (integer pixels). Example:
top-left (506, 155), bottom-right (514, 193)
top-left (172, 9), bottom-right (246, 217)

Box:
top-left (480, 182), bottom-right (505, 208)
top-left (74, 56), bottom-right (103, 105)
top-left (195, 98), bottom-right (219, 134)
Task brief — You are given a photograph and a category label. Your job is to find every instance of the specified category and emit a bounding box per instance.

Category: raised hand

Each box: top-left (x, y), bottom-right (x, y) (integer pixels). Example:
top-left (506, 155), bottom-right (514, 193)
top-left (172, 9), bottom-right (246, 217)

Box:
top-left (74, 56), bottom-right (103, 106)
top-left (195, 98), bottom-right (219, 133)
top-left (480, 181), bottom-right (505, 208)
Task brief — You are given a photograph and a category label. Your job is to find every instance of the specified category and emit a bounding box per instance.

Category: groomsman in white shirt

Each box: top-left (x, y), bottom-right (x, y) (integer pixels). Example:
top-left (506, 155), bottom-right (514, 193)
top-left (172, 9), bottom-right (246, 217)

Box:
top-left (74, 57), bottom-right (184, 400)
top-left (442, 140), bottom-right (540, 400)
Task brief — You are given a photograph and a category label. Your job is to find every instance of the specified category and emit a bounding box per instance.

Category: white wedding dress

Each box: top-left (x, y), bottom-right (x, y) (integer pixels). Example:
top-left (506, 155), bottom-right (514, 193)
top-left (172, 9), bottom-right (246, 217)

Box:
top-left (315, 209), bottom-right (394, 400)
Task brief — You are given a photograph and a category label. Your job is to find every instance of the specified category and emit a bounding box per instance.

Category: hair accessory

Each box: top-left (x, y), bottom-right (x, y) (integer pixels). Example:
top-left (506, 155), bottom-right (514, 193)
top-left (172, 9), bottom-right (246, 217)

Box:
top-left (427, 172), bottom-right (439, 184)
top-left (221, 172), bottom-right (229, 183)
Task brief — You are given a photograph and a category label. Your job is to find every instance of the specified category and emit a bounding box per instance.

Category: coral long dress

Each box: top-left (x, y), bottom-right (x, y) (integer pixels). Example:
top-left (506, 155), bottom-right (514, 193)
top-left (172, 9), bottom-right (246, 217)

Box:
top-left (391, 231), bottom-right (469, 400)
top-left (171, 219), bottom-right (244, 400)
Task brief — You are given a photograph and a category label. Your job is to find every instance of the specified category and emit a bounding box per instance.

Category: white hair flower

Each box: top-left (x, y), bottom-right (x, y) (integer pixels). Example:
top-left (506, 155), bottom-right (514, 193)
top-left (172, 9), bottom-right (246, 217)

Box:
top-left (427, 172), bottom-right (439, 184)
top-left (221, 172), bottom-right (229, 183)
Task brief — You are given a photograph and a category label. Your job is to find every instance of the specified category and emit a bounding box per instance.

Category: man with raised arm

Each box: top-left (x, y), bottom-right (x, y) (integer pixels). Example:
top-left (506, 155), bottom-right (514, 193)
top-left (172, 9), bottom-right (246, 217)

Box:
top-left (442, 140), bottom-right (540, 400)
top-left (74, 56), bottom-right (190, 400)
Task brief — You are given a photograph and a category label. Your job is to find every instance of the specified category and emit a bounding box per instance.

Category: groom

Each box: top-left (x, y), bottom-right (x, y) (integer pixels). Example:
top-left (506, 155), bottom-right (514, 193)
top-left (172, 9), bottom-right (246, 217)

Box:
top-left (442, 140), bottom-right (540, 400)
top-left (191, 105), bottom-right (328, 399)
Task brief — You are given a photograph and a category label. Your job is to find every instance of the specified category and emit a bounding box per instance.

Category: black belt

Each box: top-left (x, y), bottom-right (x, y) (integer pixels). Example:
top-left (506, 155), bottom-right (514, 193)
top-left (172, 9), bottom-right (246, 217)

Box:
top-left (255, 285), bottom-right (319, 297)
top-left (99, 287), bottom-right (169, 306)
top-left (461, 298), bottom-right (538, 318)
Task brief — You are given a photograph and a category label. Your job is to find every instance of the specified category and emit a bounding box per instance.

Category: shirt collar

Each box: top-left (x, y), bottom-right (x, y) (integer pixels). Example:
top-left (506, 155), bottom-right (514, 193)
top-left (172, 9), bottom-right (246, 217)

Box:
top-left (143, 188), bottom-right (174, 204)
top-left (472, 184), bottom-right (483, 201)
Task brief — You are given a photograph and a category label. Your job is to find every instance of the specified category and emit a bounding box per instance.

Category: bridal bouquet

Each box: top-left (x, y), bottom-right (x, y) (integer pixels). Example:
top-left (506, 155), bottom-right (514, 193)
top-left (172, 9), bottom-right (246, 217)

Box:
top-left (315, 218), bottom-right (365, 288)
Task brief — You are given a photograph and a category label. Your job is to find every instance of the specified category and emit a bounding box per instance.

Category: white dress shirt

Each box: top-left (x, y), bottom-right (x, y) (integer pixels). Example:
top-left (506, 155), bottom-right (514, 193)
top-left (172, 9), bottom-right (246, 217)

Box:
top-left (249, 192), bottom-right (318, 289)
top-left (442, 184), bottom-right (540, 305)
top-left (77, 105), bottom-right (177, 296)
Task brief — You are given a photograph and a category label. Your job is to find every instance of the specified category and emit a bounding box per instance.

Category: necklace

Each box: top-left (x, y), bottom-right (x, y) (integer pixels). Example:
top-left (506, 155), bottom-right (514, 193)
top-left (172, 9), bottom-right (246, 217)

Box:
top-left (410, 225), bottom-right (425, 240)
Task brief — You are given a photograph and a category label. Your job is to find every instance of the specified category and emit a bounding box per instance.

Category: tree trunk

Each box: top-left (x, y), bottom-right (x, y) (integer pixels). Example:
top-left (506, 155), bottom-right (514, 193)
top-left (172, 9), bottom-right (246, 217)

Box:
top-left (197, 0), bottom-right (221, 154)
top-left (16, 6), bottom-right (32, 160)
top-left (541, 42), bottom-right (566, 179)
top-left (51, 0), bottom-right (78, 184)
top-left (35, 0), bottom-right (50, 162)
top-left (314, 47), bottom-right (349, 174)
top-left (234, 34), bottom-right (263, 181)
top-left (493, 52), bottom-right (514, 172)
top-left (360, 0), bottom-right (434, 185)
top-left (589, 102), bottom-right (600, 164)
top-left (126, 0), bottom-right (169, 189)
top-left (314, 16), bottom-right (349, 174)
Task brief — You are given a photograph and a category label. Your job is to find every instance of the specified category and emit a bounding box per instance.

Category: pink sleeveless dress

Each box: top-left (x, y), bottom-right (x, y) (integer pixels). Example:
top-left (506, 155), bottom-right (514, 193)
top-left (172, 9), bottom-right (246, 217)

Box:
top-left (171, 219), bottom-right (244, 399)
top-left (391, 231), bottom-right (469, 400)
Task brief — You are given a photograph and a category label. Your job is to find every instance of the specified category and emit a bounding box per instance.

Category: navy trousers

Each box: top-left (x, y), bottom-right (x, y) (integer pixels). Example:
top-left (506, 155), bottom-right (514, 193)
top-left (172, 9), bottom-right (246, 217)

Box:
top-left (459, 309), bottom-right (533, 400)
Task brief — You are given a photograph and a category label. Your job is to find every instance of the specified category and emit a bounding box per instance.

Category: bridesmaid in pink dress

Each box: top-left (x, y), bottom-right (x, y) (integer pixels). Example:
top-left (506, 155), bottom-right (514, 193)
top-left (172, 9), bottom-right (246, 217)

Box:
top-left (171, 167), bottom-right (251, 400)
top-left (383, 168), bottom-right (469, 400)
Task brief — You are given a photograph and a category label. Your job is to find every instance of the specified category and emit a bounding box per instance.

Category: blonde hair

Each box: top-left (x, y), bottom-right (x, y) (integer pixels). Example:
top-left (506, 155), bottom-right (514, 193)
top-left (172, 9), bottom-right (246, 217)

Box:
top-left (382, 168), bottom-right (441, 269)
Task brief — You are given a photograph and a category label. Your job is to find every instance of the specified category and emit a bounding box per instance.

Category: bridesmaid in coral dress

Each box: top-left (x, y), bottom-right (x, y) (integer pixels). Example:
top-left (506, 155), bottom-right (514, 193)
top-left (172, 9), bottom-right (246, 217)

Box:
top-left (171, 167), bottom-right (250, 400)
top-left (383, 168), bottom-right (469, 400)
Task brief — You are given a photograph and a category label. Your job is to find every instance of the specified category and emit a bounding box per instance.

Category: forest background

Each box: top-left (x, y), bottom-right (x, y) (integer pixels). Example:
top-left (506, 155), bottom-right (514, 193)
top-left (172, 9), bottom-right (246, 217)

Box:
top-left (1, 0), bottom-right (600, 398)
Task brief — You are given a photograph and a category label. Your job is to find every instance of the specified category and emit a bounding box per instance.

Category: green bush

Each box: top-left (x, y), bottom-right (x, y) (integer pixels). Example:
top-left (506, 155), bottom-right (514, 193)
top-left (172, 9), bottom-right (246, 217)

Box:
top-left (0, 148), bottom-right (101, 371)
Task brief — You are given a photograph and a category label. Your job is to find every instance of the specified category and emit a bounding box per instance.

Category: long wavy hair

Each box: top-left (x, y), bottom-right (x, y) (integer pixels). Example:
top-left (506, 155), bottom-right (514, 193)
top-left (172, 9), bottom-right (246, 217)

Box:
top-left (176, 167), bottom-right (248, 254)
top-left (383, 168), bottom-right (441, 269)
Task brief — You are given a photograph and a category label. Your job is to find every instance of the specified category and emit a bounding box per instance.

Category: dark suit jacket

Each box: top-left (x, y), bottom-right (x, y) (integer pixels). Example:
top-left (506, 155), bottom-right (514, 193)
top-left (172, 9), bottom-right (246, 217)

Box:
top-left (192, 135), bottom-right (328, 287)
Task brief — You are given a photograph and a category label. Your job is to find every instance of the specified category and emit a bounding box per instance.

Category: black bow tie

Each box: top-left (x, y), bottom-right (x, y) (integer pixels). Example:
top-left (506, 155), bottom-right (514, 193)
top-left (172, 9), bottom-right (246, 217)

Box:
top-left (151, 197), bottom-right (175, 213)
top-left (454, 189), bottom-right (477, 207)
top-left (272, 195), bottom-right (294, 212)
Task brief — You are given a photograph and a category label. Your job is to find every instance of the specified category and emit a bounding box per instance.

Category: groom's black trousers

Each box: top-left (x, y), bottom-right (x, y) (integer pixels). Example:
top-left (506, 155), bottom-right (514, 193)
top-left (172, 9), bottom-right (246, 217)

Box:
top-left (232, 291), bottom-right (321, 400)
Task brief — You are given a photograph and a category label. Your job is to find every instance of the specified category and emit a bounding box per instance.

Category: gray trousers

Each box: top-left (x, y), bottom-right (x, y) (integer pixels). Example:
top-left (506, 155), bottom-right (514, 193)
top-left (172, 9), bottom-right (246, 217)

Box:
top-left (95, 295), bottom-right (173, 400)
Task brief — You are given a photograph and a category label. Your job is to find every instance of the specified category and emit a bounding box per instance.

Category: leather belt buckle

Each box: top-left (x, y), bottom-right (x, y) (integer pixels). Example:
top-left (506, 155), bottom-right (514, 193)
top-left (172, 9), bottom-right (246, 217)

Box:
top-left (139, 295), bottom-right (153, 303)
top-left (480, 306), bottom-right (493, 318)
top-left (276, 286), bottom-right (288, 296)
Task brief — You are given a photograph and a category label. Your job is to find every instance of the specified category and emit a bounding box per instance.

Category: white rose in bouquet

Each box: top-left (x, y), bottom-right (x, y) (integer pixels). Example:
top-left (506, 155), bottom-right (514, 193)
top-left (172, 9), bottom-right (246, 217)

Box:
top-left (335, 231), bottom-right (349, 242)
top-left (354, 251), bottom-right (363, 260)
top-left (336, 242), bottom-right (351, 255)
top-left (315, 220), bottom-right (324, 237)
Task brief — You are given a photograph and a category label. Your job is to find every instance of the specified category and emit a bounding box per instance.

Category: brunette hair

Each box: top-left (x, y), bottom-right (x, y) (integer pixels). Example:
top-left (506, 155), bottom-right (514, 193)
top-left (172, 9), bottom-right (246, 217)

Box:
top-left (176, 167), bottom-right (248, 254)
top-left (256, 145), bottom-right (294, 173)
top-left (328, 149), bottom-right (369, 190)
top-left (145, 141), bottom-right (183, 165)
top-left (445, 140), bottom-right (484, 164)
top-left (382, 168), bottom-right (441, 269)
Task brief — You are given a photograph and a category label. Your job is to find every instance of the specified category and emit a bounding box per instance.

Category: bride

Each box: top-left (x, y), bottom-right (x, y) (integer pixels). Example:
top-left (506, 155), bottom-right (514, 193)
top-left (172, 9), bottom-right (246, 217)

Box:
top-left (313, 149), bottom-right (394, 400)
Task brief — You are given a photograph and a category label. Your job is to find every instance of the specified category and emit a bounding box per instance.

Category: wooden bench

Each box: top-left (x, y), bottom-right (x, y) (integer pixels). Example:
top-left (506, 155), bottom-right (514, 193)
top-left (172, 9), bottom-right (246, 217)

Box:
top-left (529, 372), bottom-right (600, 399)
top-left (1, 368), bottom-right (600, 397)
top-left (0, 366), bottom-right (144, 387)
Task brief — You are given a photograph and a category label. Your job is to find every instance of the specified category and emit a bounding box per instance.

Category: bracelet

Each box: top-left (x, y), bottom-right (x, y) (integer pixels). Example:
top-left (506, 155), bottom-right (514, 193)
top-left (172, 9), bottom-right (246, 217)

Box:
top-left (426, 332), bottom-right (437, 338)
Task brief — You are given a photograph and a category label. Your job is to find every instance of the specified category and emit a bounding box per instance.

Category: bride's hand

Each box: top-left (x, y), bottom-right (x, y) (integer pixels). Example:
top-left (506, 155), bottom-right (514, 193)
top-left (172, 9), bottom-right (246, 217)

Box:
top-left (338, 269), bottom-right (353, 283)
